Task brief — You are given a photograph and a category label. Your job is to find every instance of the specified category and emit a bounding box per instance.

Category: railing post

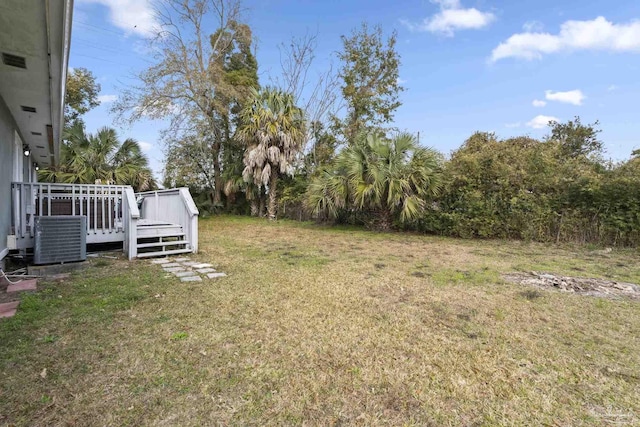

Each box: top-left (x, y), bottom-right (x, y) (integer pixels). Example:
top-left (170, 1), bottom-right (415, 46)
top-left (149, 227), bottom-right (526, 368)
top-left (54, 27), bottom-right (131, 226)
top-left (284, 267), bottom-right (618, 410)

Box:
top-left (123, 187), bottom-right (139, 260)
top-left (20, 183), bottom-right (26, 238)
top-left (11, 183), bottom-right (19, 236)
top-left (38, 184), bottom-right (43, 217)
top-left (154, 192), bottom-right (159, 221)
top-left (93, 186), bottom-right (97, 234)
top-left (108, 185), bottom-right (112, 233)
top-left (179, 188), bottom-right (199, 253)
top-left (100, 185), bottom-right (105, 234)
top-left (28, 183), bottom-right (34, 237)
top-left (190, 213), bottom-right (198, 253)
top-left (47, 184), bottom-right (51, 216)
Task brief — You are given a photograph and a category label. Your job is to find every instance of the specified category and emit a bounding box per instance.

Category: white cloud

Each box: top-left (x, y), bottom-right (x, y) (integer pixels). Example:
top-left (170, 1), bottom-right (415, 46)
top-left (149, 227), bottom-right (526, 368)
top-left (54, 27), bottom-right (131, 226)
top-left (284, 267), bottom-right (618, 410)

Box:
top-left (527, 115), bottom-right (559, 129)
top-left (132, 40), bottom-right (159, 57)
top-left (434, 0), bottom-right (460, 7)
top-left (78, 0), bottom-right (158, 37)
top-left (522, 20), bottom-right (544, 32)
top-left (491, 16), bottom-right (640, 62)
top-left (532, 99), bottom-right (547, 107)
top-left (138, 141), bottom-right (153, 152)
top-left (545, 89), bottom-right (585, 105)
top-left (97, 94), bottom-right (118, 104)
top-left (401, 0), bottom-right (495, 37)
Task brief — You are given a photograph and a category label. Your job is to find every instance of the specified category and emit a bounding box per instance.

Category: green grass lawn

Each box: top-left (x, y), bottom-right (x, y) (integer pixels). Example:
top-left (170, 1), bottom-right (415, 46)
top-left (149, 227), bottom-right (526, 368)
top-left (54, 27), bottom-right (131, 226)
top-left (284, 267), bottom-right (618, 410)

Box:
top-left (1, 216), bottom-right (639, 426)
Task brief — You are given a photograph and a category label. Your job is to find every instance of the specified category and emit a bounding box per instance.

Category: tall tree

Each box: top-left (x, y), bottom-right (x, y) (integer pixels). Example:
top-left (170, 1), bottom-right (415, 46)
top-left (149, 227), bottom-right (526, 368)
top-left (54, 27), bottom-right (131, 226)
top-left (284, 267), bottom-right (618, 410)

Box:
top-left (40, 122), bottom-right (156, 191)
top-left (306, 132), bottom-right (441, 230)
top-left (163, 134), bottom-right (216, 192)
top-left (213, 20), bottom-right (260, 206)
top-left (65, 67), bottom-right (101, 128)
top-left (237, 87), bottom-right (305, 220)
top-left (163, 21), bottom-right (259, 204)
top-left (548, 116), bottom-right (603, 159)
top-left (335, 23), bottom-right (404, 144)
top-left (113, 0), bottom-right (254, 204)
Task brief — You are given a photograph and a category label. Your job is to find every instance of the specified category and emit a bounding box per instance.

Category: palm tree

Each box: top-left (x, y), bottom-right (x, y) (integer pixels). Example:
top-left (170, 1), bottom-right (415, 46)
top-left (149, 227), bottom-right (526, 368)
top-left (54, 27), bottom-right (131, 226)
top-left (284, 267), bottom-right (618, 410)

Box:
top-left (306, 132), bottom-right (442, 230)
top-left (237, 87), bottom-right (305, 220)
top-left (40, 122), bottom-right (156, 191)
top-left (305, 168), bottom-right (350, 221)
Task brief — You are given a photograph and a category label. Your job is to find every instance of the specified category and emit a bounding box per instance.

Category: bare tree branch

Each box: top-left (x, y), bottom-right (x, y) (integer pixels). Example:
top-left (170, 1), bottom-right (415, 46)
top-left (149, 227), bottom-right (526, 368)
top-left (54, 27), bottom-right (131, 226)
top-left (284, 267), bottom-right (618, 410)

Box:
top-left (271, 30), bottom-right (342, 155)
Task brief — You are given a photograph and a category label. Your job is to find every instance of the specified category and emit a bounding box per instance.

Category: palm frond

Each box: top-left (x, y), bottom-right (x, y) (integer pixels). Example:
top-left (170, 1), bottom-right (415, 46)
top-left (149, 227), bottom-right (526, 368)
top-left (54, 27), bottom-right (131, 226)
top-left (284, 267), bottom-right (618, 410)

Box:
top-left (40, 125), bottom-right (155, 190)
top-left (310, 131), bottom-right (443, 227)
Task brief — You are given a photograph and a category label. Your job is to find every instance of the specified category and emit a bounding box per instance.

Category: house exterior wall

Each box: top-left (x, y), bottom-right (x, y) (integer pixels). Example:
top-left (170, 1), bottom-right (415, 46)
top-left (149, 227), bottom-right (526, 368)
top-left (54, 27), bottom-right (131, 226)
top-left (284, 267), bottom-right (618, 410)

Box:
top-left (0, 95), bottom-right (19, 261)
top-left (0, 0), bottom-right (72, 264)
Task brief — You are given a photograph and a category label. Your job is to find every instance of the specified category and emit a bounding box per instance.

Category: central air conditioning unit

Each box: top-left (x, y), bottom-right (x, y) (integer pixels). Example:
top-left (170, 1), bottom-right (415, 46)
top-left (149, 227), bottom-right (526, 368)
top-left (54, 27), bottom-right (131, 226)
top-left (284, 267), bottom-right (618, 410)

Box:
top-left (34, 216), bottom-right (87, 265)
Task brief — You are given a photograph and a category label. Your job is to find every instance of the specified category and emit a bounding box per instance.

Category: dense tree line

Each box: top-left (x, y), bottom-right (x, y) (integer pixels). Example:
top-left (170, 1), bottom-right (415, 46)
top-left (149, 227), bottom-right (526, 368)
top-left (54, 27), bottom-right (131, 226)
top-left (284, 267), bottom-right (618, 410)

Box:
top-left (413, 121), bottom-right (640, 246)
top-left (281, 117), bottom-right (640, 247)
top-left (52, 0), bottom-right (640, 247)
top-left (148, 2), bottom-right (639, 247)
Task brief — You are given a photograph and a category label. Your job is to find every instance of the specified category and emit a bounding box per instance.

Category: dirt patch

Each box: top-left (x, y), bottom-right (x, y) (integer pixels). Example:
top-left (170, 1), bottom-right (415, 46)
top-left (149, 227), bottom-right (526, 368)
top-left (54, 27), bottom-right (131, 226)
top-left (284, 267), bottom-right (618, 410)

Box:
top-left (504, 272), bottom-right (640, 300)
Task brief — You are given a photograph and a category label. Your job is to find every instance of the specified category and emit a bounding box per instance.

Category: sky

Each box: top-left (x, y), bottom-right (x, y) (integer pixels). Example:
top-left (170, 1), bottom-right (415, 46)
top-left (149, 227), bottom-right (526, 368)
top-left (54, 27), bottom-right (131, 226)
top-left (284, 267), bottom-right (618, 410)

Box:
top-left (71, 0), bottom-right (640, 179)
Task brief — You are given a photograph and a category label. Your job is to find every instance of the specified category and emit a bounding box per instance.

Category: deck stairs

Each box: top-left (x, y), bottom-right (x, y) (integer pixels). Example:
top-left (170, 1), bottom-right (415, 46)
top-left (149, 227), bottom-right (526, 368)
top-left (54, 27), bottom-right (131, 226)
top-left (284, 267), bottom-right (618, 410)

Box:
top-left (135, 219), bottom-right (193, 258)
top-left (10, 184), bottom-right (199, 260)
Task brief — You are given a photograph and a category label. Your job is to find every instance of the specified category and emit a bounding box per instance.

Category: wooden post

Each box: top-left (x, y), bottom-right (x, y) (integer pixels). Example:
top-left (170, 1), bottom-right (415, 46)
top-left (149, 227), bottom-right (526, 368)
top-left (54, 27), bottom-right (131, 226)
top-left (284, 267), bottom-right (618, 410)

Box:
top-left (123, 187), bottom-right (139, 260)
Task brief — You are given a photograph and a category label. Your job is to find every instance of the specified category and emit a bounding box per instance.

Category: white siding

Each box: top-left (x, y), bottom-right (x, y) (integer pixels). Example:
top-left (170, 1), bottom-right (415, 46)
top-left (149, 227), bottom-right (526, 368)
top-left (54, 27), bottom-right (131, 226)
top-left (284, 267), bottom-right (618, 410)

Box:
top-left (0, 95), bottom-right (19, 260)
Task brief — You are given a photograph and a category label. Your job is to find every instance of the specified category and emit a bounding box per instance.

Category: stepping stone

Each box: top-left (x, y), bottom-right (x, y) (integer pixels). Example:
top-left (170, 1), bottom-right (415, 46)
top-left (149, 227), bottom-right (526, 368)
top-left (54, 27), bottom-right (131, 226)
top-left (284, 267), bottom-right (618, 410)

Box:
top-left (192, 263), bottom-right (213, 269)
top-left (196, 268), bottom-right (216, 274)
top-left (180, 276), bottom-right (202, 282)
top-left (182, 261), bottom-right (200, 266)
top-left (174, 257), bottom-right (190, 262)
top-left (174, 271), bottom-right (197, 278)
top-left (7, 279), bottom-right (37, 293)
top-left (0, 301), bottom-right (20, 319)
top-left (151, 259), bottom-right (171, 264)
top-left (164, 267), bottom-right (186, 273)
top-left (162, 263), bottom-right (181, 268)
top-left (206, 272), bottom-right (227, 279)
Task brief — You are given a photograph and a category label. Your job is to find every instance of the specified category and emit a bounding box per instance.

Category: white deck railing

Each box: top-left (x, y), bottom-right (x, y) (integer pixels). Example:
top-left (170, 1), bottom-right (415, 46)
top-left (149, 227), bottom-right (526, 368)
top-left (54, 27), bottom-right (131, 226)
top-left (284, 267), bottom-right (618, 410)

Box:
top-left (10, 182), bottom-right (198, 259)
top-left (135, 187), bottom-right (199, 254)
top-left (10, 182), bottom-right (133, 248)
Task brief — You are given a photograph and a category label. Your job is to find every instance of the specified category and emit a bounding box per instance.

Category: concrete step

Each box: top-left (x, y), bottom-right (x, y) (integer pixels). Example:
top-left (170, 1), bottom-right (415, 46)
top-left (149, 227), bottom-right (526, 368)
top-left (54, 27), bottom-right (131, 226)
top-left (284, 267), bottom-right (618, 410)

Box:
top-left (136, 248), bottom-right (193, 259)
top-left (137, 240), bottom-right (189, 249)
top-left (0, 301), bottom-right (20, 319)
top-left (7, 278), bottom-right (37, 293)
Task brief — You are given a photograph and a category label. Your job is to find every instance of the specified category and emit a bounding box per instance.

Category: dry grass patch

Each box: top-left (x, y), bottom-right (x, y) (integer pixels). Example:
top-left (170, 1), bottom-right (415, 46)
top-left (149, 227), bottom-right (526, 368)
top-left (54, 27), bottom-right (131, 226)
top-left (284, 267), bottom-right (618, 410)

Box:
top-left (1, 215), bottom-right (639, 426)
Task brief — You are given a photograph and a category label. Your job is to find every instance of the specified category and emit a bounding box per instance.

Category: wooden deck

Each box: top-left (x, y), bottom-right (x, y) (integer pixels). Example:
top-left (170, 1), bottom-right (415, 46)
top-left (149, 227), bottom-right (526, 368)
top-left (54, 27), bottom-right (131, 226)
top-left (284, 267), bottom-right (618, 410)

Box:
top-left (10, 183), bottom-right (199, 259)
